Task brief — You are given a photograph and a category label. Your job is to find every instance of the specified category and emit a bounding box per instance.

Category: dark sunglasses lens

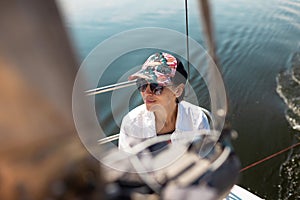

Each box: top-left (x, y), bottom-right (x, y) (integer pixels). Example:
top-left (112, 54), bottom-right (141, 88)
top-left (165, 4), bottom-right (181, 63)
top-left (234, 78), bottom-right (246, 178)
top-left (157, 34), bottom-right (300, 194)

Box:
top-left (136, 79), bottom-right (147, 92)
top-left (138, 84), bottom-right (147, 92)
top-left (150, 83), bottom-right (164, 95)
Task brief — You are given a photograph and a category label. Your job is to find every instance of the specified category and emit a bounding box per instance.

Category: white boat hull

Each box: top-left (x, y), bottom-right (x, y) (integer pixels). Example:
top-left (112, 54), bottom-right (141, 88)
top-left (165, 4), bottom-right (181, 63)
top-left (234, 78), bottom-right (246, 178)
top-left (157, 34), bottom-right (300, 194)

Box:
top-left (224, 185), bottom-right (264, 200)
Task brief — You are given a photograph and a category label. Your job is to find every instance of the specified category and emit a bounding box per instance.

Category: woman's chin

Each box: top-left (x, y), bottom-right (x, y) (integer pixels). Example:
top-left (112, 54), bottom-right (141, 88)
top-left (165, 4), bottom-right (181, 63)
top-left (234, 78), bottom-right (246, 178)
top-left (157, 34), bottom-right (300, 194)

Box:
top-left (146, 104), bottom-right (154, 111)
top-left (146, 103), bottom-right (162, 112)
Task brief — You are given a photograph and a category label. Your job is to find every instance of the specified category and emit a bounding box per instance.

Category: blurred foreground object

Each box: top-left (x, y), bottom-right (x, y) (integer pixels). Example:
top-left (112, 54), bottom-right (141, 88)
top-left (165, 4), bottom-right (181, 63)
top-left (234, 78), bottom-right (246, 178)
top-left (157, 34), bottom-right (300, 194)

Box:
top-left (102, 129), bottom-right (240, 200)
top-left (0, 0), bottom-right (103, 199)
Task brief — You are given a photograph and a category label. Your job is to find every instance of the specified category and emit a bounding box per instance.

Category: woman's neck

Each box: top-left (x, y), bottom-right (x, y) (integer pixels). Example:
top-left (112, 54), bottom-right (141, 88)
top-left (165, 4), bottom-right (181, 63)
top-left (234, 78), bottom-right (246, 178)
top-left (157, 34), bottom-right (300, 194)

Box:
top-left (154, 104), bottom-right (178, 134)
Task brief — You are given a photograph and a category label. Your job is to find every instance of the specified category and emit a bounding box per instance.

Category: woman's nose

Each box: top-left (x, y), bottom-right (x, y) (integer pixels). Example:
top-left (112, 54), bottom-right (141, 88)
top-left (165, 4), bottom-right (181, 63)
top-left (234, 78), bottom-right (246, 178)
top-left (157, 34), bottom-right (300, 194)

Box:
top-left (144, 84), bottom-right (152, 94)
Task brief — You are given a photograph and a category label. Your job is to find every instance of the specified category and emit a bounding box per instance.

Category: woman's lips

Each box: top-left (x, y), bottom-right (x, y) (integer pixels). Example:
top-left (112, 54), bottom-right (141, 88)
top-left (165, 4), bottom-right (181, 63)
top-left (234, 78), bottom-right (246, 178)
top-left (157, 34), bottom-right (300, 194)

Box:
top-left (145, 97), bottom-right (156, 104)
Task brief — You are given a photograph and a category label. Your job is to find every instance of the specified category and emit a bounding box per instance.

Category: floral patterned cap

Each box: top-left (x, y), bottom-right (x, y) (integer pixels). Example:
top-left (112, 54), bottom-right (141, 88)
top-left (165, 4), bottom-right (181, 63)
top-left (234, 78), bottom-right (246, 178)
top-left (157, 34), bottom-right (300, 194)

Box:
top-left (128, 52), bottom-right (178, 86)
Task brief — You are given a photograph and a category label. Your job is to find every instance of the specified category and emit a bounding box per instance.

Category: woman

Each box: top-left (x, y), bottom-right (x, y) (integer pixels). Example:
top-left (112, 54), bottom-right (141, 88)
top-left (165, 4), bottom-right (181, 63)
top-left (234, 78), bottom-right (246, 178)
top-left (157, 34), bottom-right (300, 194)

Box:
top-left (119, 52), bottom-right (210, 151)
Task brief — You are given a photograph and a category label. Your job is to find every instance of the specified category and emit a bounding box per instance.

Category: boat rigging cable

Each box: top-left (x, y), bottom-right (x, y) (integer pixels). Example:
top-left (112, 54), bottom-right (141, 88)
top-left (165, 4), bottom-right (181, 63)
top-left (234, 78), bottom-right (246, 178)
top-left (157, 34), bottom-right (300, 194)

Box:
top-left (185, 0), bottom-right (190, 79)
top-left (85, 80), bottom-right (136, 96)
top-left (240, 141), bottom-right (300, 172)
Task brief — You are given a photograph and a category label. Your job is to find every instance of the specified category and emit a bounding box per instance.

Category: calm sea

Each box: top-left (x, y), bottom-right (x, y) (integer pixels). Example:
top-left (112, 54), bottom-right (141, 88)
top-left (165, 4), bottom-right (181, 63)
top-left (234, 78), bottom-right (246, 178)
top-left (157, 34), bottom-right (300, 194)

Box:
top-left (58, 0), bottom-right (300, 199)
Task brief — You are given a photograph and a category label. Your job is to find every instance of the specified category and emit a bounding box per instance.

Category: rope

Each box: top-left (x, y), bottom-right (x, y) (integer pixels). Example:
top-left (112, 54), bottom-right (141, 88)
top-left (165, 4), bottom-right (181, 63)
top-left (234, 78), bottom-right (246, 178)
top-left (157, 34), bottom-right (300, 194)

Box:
top-left (240, 142), bottom-right (300, 172)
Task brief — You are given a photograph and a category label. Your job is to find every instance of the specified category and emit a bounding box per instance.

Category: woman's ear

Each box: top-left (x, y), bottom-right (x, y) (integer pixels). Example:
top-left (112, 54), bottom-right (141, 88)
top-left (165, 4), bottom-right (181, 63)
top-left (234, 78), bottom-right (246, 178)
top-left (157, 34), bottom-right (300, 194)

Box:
top-left (174, 84), bottom-right (184, 97)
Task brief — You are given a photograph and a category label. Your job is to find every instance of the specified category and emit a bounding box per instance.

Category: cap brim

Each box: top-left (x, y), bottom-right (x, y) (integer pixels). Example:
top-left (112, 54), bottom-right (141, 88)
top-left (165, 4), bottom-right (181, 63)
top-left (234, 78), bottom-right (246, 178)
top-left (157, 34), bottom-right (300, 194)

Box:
top-left (128, 72), bottom-right (152, 81)
top-left (128, 72), bottom-right (171, 86)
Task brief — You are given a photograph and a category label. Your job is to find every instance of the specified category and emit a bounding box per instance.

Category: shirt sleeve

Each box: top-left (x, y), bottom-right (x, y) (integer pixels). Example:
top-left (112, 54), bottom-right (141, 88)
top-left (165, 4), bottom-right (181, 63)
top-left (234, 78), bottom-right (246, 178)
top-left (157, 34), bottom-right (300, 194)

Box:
top-left (118, 114), bottom-right (145, 151)
top-left (199, 111), bottom-right (210, 130)
top-left (178, 101), bottom-right (211, 131)
top-left (118, 115), bottom-right (131, 150)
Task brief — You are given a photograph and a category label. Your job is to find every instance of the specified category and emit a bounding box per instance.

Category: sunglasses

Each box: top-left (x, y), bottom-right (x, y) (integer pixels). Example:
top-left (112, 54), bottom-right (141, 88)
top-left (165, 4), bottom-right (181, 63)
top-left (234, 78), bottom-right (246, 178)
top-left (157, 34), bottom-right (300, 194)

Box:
top-left (136, 79), bottom-right (165, 95)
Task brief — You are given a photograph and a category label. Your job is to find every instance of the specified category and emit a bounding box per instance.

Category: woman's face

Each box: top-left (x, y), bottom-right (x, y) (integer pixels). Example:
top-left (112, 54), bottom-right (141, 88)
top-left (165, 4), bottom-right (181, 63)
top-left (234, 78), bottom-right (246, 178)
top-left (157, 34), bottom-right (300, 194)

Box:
top-left (140, 83), bottom-right (180, 112)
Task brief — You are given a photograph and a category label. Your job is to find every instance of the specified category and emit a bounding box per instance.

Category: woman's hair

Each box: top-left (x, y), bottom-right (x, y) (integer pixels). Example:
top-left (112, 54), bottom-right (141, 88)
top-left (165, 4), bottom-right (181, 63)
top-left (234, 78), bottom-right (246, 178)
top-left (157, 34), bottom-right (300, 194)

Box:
top-left (172, 58), bottom-right (188, 103)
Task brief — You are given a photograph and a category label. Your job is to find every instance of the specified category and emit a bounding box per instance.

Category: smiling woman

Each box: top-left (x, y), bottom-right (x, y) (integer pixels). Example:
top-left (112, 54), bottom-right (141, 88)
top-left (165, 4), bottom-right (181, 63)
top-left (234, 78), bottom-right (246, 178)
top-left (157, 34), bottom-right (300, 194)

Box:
top-left (118, 52), bottom-right (210, 151)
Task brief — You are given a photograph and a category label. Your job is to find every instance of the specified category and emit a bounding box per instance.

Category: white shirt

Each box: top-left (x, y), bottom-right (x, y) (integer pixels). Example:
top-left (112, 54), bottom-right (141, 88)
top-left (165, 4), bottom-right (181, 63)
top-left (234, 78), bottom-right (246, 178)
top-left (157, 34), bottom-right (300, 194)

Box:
top-left (118, 101), bottom-right (210, 150)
